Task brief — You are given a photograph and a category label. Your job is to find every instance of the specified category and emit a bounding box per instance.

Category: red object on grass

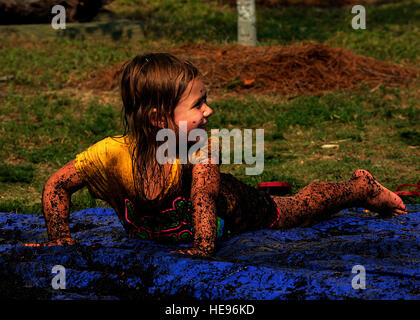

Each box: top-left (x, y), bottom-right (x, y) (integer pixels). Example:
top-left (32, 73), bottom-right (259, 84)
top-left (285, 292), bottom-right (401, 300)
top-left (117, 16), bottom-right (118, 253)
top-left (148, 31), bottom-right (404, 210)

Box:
top-left (258, 181), bottom-right (292, 196)
top-left (395, 180), bottom-right (420, 197)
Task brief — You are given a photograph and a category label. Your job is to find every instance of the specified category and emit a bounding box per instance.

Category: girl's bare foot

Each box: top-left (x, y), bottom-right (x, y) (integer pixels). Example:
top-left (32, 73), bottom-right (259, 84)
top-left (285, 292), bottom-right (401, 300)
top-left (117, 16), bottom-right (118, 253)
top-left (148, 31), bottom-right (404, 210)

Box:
top-left (351, 169), bottom-right (407, 217)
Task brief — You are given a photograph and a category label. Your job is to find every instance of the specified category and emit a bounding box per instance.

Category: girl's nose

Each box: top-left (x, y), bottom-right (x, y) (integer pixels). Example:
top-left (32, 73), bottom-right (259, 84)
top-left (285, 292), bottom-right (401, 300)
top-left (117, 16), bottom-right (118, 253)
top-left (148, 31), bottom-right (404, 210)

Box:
top-left (203, 104), bottom-right (213, 118)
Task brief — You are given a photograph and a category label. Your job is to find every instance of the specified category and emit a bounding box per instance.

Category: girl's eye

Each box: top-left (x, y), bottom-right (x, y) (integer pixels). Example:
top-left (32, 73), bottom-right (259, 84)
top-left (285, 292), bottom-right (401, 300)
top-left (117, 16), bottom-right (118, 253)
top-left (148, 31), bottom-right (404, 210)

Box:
top-left (195, 96), bottom-right (207, 108)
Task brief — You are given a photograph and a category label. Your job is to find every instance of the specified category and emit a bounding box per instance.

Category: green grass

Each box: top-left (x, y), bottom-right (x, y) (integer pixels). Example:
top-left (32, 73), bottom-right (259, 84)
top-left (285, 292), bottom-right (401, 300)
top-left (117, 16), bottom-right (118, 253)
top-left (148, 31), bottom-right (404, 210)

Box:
top-left (211, 85), bottom-right (419, 184)
top-left (0, 0), bottom-right (418, 214)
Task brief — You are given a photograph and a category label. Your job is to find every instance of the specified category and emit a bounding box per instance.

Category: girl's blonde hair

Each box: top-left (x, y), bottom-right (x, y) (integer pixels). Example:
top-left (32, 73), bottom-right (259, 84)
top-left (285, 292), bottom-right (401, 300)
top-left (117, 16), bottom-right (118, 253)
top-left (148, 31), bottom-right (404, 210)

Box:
top-left (119, 53), bottom-right (201, 203)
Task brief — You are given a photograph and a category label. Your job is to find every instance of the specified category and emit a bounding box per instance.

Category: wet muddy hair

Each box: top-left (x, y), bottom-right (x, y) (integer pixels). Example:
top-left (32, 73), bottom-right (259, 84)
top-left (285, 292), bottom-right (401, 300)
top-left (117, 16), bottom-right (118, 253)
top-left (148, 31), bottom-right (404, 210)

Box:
top-left (119, 53), bottom-right (200, 203)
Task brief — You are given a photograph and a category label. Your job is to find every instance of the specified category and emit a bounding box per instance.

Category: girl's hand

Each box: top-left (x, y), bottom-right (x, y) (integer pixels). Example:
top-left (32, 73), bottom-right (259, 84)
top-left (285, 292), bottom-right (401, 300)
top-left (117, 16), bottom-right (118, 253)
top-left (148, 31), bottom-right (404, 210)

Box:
top-left (24, 237), bottom-right (76, 247)
top-left (183, 162), bottom-right (220, 259)
top-left (171, 247), bottom-right (212, 257)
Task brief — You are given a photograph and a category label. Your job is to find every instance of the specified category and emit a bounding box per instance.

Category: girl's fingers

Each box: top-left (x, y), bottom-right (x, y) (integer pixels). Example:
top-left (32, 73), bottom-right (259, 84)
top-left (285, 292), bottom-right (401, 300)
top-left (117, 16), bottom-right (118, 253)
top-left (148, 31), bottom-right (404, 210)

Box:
top-left (172, 248), bottom-right (211, 257)
top-left (171, 248), bottom-right (193, 255)
top-left (392, 209), bottom-right (407, 216)
top-left (24, 243), bottom-right (41, 247)
top-left (23, 238), bottom-right (76, 247)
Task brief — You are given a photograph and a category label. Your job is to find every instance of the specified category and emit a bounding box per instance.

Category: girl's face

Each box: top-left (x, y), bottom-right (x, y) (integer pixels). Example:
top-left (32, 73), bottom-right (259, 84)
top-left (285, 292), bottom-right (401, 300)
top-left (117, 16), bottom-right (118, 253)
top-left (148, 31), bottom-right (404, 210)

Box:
top-left (173, 78), bottom-right (213, 133)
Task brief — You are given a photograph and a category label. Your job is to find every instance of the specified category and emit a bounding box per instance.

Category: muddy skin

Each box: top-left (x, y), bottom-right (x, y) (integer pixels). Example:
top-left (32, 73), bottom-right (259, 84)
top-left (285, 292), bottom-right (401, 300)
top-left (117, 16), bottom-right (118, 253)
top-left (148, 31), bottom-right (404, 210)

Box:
top-left (42, 184), bottom-right (72, 240)
top-left (37, 160), bottom-right (85, 246)
top-left (200, 169), bottom-right (407, 236)
top-left (265, 169), bottom-right (406, 230)
top-left (176, 163), bottom-right (220, 256)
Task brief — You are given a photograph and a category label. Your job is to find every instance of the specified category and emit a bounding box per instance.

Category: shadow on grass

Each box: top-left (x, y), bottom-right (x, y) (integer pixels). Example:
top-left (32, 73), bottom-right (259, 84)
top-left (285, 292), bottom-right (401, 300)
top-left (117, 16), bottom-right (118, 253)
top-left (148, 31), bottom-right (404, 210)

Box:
top-left (59, 20), bottom-right (144, 41)
top-left (367, 1), bottom-right (420, 26)
top-left (0, 163), bottom-right (34, 183)
top-left (258, 1), bottom-right (419, 44)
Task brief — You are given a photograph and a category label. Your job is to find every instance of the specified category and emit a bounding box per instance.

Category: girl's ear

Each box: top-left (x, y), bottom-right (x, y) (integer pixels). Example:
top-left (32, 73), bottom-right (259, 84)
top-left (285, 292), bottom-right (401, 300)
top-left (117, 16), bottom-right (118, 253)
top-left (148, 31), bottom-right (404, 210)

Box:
top-left (151, 108), bottom-right (167, 128)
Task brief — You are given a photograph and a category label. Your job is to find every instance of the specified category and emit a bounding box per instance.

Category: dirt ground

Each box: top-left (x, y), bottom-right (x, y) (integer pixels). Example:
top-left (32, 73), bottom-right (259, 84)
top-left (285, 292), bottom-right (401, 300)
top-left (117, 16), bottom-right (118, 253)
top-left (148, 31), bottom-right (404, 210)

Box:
top-left (82, 42), bottom-right (418, 97)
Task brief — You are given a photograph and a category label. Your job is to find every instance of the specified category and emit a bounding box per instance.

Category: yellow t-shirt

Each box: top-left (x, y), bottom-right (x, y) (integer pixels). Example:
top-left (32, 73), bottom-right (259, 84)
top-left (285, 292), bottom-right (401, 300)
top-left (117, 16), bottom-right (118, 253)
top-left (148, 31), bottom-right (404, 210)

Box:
top-left (73, 134), bottom-right (224, 242)
top-left (74, 135), bottom-right (181, 215)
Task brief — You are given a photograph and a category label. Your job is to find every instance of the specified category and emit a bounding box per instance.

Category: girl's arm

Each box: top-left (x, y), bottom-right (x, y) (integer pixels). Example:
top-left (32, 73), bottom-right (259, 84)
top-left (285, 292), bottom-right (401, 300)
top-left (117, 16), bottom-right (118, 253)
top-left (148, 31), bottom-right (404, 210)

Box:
top-left (26, 159), bottom-right (86, 247)
top-left (177, 162), bottom-right (220, 256)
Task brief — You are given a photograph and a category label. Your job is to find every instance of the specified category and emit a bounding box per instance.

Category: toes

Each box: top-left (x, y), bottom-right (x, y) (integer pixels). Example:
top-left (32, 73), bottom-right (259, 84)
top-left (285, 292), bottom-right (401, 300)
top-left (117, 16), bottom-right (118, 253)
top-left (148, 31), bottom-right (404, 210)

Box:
top-left (392, 208), bottom-right (407, 216)
top-left (394, 198), bottom-right (407, 212)
top-left (351, 169), bottom-right (371, 181)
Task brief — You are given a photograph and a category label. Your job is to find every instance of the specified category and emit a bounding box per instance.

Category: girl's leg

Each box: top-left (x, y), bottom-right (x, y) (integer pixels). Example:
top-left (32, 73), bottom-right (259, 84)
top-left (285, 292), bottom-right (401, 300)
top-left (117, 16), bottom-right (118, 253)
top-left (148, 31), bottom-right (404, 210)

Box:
top-left (270, 169), bottom-right (407, 229)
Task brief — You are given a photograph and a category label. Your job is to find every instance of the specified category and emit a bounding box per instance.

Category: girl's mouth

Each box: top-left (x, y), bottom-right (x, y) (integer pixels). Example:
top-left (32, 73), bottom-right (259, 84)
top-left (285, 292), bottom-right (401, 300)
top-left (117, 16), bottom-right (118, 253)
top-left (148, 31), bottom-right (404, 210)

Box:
top-left (198, 122), bottom-right (207, 129)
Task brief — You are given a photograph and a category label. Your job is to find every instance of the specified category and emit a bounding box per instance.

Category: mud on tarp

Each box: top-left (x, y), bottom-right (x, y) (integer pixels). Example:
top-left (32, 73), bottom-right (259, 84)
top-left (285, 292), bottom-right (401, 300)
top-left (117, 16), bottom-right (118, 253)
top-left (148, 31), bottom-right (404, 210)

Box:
top-left (0, 205), bottom-right (419, 300)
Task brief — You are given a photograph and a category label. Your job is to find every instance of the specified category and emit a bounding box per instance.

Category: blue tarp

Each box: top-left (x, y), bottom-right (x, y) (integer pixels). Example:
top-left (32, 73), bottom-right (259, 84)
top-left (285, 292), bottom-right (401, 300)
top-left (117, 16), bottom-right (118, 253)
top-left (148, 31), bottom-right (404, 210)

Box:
top-left (0, 205), bottom-right (419, 300)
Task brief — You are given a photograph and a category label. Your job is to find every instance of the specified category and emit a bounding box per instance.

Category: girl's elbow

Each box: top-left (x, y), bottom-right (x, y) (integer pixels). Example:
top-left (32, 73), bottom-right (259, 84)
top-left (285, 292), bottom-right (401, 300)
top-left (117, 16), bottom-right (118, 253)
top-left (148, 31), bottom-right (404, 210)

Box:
top-left (45, 159), bottom-right (86, 193)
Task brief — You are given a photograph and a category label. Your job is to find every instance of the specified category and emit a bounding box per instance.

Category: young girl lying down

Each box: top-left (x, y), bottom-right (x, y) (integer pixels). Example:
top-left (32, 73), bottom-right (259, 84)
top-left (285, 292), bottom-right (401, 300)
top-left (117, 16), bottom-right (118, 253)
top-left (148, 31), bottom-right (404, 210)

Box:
top-left (28, 53), bottom-right (407, 257)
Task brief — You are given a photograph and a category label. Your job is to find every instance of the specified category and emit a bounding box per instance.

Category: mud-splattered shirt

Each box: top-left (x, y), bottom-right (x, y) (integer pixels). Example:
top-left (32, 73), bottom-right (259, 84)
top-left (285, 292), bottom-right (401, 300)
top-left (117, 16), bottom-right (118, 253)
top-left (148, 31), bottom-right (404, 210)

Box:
top-left (74, 135), bottom-right (180, 210)
top-left (74, 136), bottom-right (219, 243)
